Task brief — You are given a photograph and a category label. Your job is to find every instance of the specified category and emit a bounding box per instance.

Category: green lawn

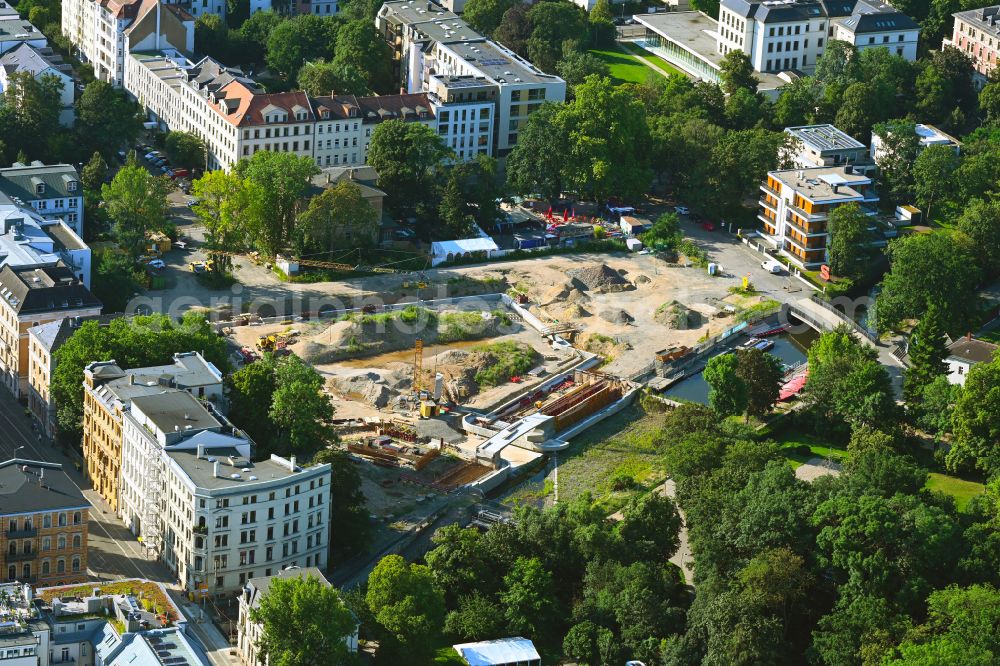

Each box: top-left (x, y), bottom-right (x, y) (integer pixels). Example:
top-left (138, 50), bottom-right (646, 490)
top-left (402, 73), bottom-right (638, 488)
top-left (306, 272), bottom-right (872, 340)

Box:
top-left (619, 42), bottom-right (684, 77)
top-left (774, 431), bottom-right (850, 469)
top-left (588, 48), bottom-right (661, 85)
top-left (926, 472), bottom-right (986, 511)
top-left (434, 647), bottom-right (465, 664)
top-left (503, 403), bottom-right (669, 512)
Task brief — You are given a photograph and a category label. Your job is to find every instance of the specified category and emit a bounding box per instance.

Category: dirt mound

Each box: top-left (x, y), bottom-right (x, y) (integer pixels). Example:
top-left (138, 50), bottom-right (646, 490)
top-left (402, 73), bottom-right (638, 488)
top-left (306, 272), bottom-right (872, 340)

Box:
top-left (655, 301), bottom-right (702, 329)
top-left (560, 303), bottom-right (590, 319)
top-left (634, 274), bottom-right (652, 285)
top-left (579, 332), bottom-right (631, 359)
top-left (332, 372), bottom-right (397, 409)
top-left (568, 264), bottom-right (635, 293)
top-left (600, 308), bottom-right (634, 325)
top-left (299, 308), bottom-right (515, 365)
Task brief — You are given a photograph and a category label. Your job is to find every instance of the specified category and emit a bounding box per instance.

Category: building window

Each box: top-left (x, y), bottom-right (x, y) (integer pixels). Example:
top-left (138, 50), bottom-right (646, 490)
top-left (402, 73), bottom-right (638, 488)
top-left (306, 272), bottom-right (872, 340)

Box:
top-left (42, 560), bottom-right (50, 575)
top-left (71, 557), bottom-right (80, 572)
top-left (56, 559), bottom-right (65, 573)
top-left (73, 534), bottom-right (81, 548)
top-left (57, 535), bottom-right (66, 549)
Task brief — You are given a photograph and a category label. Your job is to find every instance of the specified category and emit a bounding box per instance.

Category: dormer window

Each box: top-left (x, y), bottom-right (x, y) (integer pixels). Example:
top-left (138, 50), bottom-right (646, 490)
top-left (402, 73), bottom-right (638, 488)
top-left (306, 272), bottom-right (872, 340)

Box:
top-left (66, 180), bottom-right (77, 192)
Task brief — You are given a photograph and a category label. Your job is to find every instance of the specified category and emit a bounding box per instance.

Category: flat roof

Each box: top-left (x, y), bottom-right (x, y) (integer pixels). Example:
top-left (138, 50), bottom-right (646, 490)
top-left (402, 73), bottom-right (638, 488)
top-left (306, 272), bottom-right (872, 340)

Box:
top-left (769, 165), bottom-right (872, 202)
top-left (453, 638), bottom-right (540, 666)
top-left (915, 123), bottom-right (960, 147)
top-left (439, 39), bottom-right (559, 85)
top-left (166, 448), bottom-right (320, 492)
top-left (130, 391), bottom-right (220, 435)
top-left (633, 12), bottom-right (789, 90)
top-left (785, 124), bottom-right (866, 152)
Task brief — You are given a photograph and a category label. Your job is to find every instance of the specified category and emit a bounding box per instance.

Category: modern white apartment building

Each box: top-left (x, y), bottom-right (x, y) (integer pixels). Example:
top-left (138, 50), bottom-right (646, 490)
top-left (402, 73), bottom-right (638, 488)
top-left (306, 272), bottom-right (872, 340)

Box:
top-left (376, 0), bottom-right (565, 155)
top-left (716, 0), bottom-right (918, 74)
top-left (784, 124), bottom-right (874, 173)
top-left (61, 0), bottom-right (193, 86)
top-left (0, 162), bottom-right (84, 237)
top-left (946, 5), bottom-right (1000, 85)
top-left (111, 379), bottom-right (331, 597)
top-left (758, 165), bottom-right (879, 268)
top-left (869, 122), bottom-right (961, 163)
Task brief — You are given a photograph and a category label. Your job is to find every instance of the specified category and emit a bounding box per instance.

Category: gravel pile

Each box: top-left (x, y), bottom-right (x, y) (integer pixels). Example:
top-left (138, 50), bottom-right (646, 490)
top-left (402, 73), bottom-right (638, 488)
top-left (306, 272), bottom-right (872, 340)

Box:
top-left (600, 308), bottom-right (634, 325)
top-left (568, 264), bottom-right (634, 293)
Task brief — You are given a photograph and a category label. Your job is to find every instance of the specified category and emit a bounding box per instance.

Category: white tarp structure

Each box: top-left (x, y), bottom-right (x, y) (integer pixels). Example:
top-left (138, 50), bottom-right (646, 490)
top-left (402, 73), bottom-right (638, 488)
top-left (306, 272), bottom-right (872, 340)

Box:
top-left (430, 237), bottom-right (499, 266)
top-left (453, 637), bottom-right (541, 666)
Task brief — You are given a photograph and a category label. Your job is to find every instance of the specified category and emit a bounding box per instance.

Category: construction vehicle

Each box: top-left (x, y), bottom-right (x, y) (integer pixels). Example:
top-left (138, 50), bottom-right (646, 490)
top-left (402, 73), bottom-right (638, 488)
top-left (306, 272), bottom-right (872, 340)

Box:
top-left (256, 332), bottom-right (296, 352)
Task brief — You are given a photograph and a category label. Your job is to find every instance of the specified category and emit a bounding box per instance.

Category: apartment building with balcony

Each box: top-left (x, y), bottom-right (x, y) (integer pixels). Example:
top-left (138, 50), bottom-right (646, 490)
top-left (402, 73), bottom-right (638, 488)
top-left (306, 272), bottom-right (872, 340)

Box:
top-left (759, 165), bottom-right (878, 268)
top-left (946, 5), bottom-right (1000, 85)
top-left (1, 460), bottom-right (89, 587)
top-left (81, 352), bottom-right (223, 513)
top-left (0, 266), bottom-right (101, 399)
top-left (376, 0), bottom-right (565, 155)
top-left (784, 124), bottom-right (874, 173)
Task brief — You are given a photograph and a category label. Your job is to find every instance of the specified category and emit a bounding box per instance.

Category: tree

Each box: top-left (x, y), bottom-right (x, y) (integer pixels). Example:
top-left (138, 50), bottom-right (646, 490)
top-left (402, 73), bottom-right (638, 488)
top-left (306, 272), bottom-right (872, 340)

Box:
top-left (191, 170), bottom-right (260, 276)
top-left (164, 131), bottom-right (206, 170)
top-left (955, 198), bottom-right (1000, 279)
top-left (704, 352), bottom-right (748, 417)
top-left (556, 50), bottom-right (611, 91)
top-left (367, 120), bottom-right (450, 217)
top-left (874, 231), bottom-right (981, 334)
top-left (719, 50), bottom-right (758, 96)
top-left (240, 10), bottom-right (286, 66)
top-left (915, 375), bottom-right (960, 437)
top-left (90, 249), bottom-right (144, 313)
top-left (494, 6), bottom-right (532, 57)
top-left (735, 348), bottom-right (784, 422)
top-left (872, 120), bottom-right (920, 204)
top-left (805, 326), bottom-right (898, 431)
top-left (226, 356), bottom-right (279, 448)
top-left (500, 557), bottom-right (558, 639)
top-left (295, 181), bottom-right (378, 253)
top-left (814, 40), bottom-right (860, 86)
top-left (563, 621), bottom-right (619, 666)
top-left (979, 81), bottom-right (1000, 125)
top-left (269, 355), bottom-right (336, 458)
top-left (76, 80), bottom-right (142, 159)
top-left (366, 555), bottom-right (445, 662)
top-left (774, 78), bottom-right (823, 127)
top-left (525, 1), bottom-right (589, 73)
top-left (51, 315), bottom-right (229, 442)
top-left (912, 143), bottom-right (961, 221)
top-left (249, 574), bottom-right (357, 666)
top-left (444, 593), bottom-right (504, 642)
top-left (949, 353), bottom-right (1000, 475)
top-left (297, 59), bottom-right (369, 97)
top-left (101, 165), bottom-right (172, 257)
top-left (438, 169), bottom-right (473, 239)
top-left (708, 128), bottom-right (787, 215)
top-left (505, 102), bottom-right (567, 200)
top-left (234, 151), bottom-right (318, 256)
top-left (559, 75), bottom-right (652, 201)
top-left (590, 0), bottom-right (613, 23)
top-left (266, 15), bottom-right (338, 82)
top-left (463, 0), bottom-right (519, 36)
top-left (639, 212), bottom-right (682, 251)
top-left (333, 20), bottom-right (392, 93)
top-left (311, 448), bottom-right (371, 562)
top-left (0, 71), bottom-right (62, 160)
top-left (615, 492), bottom-right (682, 562)
top-left (827, 202), bottom-right (872, 279)
top-left (426, 526), bottom-right (493, 605)
top-left (885, 585), bottom-right (1000, 665)
top-left (80, 152), bottom-right (107, 192)
top-left (904, 302), bottom-right (949, 405)
top-left (834, 80), bottom-right (892, 141)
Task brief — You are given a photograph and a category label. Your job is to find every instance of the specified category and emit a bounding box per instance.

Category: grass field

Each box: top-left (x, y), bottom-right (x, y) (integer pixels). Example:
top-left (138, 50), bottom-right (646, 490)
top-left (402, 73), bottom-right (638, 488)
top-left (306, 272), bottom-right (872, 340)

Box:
top-left (926, 472), bottom-right (986, 510)
top-left (589, 48), bottom-right (662, 85)
top-left (434, 647), bottom-right (465, 664)
top-left (503, 403), bottom-right (669, 512)
top-left (619, 42), bottom-right (684, 77)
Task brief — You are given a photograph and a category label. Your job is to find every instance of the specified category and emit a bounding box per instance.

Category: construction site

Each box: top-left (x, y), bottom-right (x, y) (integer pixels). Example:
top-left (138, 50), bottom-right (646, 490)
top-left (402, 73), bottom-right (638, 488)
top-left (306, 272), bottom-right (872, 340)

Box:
top-left (212, 249), bottom-right (786, 527)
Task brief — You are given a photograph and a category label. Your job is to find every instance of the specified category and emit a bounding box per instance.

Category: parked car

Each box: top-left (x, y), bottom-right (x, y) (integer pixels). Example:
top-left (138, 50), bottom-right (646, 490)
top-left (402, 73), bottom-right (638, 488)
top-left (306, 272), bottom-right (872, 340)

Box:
top-left (172, 168), bottom-right (190, 178)
top-left (159, 165), bottom-right (171, 174)
top-left (674, 205), bottom-right (690, 215)
top-left (701, 220), bottom-right (716, 231)
top-left (395, 228), bottom-right (415, 239)
top-left (761, 259), bottom-right (784, 274)
top-left (147, 259), bottom-right (166, 270)
top-left (116, 150), bottom-right (127, 162)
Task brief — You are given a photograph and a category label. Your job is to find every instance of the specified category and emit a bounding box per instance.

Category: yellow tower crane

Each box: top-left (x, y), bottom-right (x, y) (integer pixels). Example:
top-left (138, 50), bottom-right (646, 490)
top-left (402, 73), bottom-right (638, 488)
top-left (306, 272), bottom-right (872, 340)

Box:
top-left (413, 338), bottom-right (424, 396)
